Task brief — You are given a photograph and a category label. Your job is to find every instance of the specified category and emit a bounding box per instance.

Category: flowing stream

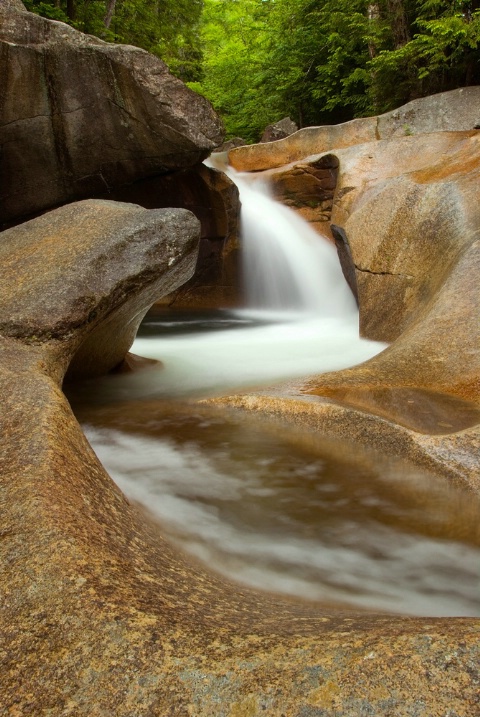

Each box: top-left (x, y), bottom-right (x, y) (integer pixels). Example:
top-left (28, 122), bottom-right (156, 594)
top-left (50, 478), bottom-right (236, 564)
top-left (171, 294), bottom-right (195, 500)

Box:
top-left (69, 162), bottom-right (480, 617)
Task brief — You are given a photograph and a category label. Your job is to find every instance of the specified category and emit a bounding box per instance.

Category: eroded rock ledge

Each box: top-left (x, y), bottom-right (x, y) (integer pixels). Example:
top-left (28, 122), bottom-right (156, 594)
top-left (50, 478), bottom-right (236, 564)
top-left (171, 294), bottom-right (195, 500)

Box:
top-left (0, 199), bottom-right (200, 379)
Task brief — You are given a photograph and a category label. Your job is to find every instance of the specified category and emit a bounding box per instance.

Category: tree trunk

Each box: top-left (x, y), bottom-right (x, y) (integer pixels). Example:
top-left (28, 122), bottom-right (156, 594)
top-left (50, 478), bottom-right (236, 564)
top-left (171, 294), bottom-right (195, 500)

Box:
top-left (367, 3), bottom-right (380, 58)
top-left (104, 0), bottom-right (117, 28)
top-left (66, 0), bottom-right (76, 21)
top-left (386, 0), bottom-right (410, 48)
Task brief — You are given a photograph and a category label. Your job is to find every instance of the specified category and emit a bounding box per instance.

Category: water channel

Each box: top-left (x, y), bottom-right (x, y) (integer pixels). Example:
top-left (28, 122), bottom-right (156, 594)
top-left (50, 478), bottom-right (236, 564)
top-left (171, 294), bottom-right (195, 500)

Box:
top-left (68, 163), bottom-right (480, 617)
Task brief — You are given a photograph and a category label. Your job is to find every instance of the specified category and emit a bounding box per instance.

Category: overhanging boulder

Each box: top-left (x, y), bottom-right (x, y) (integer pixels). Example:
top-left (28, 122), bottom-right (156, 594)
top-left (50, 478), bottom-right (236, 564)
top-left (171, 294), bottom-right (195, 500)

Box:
top-left (0, 2), bottom-right (224, 225)
top-left (0, 199), bottom-right (200, 378)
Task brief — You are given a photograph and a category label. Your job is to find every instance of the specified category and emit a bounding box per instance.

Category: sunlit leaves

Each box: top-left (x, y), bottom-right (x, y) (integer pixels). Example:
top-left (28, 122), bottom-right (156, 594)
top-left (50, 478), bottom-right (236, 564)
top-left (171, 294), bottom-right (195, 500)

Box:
top-left (25, 0), bottom-right (480, 138)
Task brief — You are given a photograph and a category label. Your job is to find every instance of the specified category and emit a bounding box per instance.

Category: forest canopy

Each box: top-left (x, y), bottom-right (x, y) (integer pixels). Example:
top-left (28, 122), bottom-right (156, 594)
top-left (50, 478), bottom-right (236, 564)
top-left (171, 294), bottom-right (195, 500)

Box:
top-left (26, 0), bottom-right (480, 142)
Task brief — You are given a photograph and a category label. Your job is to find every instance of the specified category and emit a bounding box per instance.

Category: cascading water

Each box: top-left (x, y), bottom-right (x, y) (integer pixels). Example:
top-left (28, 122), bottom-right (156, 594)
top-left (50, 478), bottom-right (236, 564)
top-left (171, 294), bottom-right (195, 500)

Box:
top-left (68, 156), bottom-right (480, 617)
top-left (121, 159), bottom-right (384, 398)
top-left (237, 172), bottom-right (356, 317)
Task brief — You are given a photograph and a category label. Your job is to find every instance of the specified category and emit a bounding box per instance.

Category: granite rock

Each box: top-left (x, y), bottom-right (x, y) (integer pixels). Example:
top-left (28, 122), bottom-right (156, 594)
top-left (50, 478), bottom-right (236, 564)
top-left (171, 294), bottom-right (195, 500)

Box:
top-left (260, 116), bottom-right (298, 143)
top-left (104, 163), bottom-right (242, 308)
top-left (229, 87), bottom-right (480, 171)
top-left (0, 1), bottom-right (224, 225)
top-left (1, 354), bottom-right (479, 714)
top-left (0, 199), bottom-right (200, 377)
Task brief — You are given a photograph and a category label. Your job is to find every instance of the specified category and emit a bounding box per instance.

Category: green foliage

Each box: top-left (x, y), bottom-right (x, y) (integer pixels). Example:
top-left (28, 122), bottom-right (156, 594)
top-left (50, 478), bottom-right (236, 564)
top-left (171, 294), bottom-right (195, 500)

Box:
top-left (369, 7), bottom-right (480, 108)
top-left (24, 0), bottom-right (480, 141)
top-left (195, 0), bottom-right (480, 141)
top-left (23, 1), bottom-right (70, 22)
top-left (23, 0), bottom-right (204, 82)
top-left (190, 0), bottom-right (276, 141)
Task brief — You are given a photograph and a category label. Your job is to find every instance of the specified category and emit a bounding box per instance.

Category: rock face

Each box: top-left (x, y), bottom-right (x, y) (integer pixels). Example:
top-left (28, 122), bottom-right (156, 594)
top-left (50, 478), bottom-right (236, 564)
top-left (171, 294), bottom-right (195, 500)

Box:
top-left (0, 199), bottom-right (200, 377)
top-left (104, 163), bottom-right (242, 307)
top-left (229, 87), bottom-right (480, 171)
top-left (264, 153), bottom-right (339, 238)
top-left (0, 2), bottom-right (224, 226)
top-left (260, 116), bottom-right (298, 142)
top-left (296, 130), bottom-right (480, 415)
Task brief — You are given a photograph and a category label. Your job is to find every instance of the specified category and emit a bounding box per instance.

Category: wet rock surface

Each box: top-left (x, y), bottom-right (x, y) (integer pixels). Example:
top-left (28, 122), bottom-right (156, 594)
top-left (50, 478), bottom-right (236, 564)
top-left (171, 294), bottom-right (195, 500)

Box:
top-left (265, 154), bottom-right (339, 238)
top-left (104, 163), bottom-right (242, 308)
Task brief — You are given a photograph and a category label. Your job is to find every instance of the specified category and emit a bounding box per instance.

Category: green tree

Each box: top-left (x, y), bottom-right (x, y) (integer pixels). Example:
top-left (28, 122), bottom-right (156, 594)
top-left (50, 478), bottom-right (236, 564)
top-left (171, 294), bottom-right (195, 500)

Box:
top-left (23, 0), bottom-right (204, 82)
top-left (193, 0), bottom-right (479, 141)
top-left (192, 0), bottom-right (380, 138)
top-left (188, 0), bottom-right (274, 141)
top-left (369, 0), bottom-right (480, 109)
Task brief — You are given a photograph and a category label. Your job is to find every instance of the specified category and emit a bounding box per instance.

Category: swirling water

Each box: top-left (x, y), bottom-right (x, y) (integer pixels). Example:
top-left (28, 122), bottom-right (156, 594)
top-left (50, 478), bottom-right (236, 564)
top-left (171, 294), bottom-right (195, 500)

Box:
top-left (70, 165), bottom-right (480, 616)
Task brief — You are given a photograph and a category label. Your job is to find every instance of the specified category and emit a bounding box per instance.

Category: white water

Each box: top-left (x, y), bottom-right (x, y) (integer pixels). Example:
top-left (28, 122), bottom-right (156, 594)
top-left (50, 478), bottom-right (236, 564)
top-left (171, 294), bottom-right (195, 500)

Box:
top-left (239, 174), bottom-right (356, 315)
top-left (73, 163), bottom-right (480, 617)
top-left (127, 163), bottom-right (385, 397)
top-left (82, 417), bottom-right (480, 617)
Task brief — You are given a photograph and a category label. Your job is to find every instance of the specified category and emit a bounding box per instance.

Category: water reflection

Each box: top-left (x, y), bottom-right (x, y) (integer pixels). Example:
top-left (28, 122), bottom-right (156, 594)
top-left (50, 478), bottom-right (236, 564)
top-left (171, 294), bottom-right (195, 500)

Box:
top-left (305, 385), bottom-right (480, 435)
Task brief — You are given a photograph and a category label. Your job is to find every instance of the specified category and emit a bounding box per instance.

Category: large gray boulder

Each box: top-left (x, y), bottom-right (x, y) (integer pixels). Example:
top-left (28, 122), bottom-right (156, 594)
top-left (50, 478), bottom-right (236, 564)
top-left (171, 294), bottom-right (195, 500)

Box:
top-left (0, 2), bottom-right (224, 225)
top-left (260, 116), bottom-right (298, 143)
top-left (0, 199), bottom-right (200, 377)
top-left (229, 87), bottom-right (480, 171)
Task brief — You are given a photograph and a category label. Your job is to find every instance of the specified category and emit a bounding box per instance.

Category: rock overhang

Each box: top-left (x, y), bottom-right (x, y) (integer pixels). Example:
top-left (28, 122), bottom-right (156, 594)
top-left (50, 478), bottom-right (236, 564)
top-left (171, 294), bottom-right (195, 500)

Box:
top-left (0, 199), bottom-right (201, 379)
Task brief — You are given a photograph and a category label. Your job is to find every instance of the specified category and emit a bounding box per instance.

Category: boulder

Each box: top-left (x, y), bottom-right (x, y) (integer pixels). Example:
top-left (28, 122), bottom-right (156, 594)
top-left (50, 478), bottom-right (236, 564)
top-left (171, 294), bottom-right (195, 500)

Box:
top-left (260, 116), bottom-right (298, 142)
top-left (229, 87), bottom-right (480, 171)
top-left (103, 163), bottom-right (242, 307)
top-left (329, 131), bottom-right (480, 350)
top-left (0, 2), bottom-right (224, 226)
top-left (215, 136), bottom-right (247, 152)
top-left (0, 199), bottom-right (200, 377)
top-left (2, 0), bottom-right (25, 9)
top-left (231, 116), bottom-right (378, 172)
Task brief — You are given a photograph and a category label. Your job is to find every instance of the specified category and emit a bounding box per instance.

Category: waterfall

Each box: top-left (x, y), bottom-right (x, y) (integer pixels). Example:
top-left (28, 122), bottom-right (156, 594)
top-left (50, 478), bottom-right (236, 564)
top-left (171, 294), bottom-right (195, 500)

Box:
top-left (234, 172), bottom-right (356, 318)
top-left (110, 154), bottom-right (388, 399)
